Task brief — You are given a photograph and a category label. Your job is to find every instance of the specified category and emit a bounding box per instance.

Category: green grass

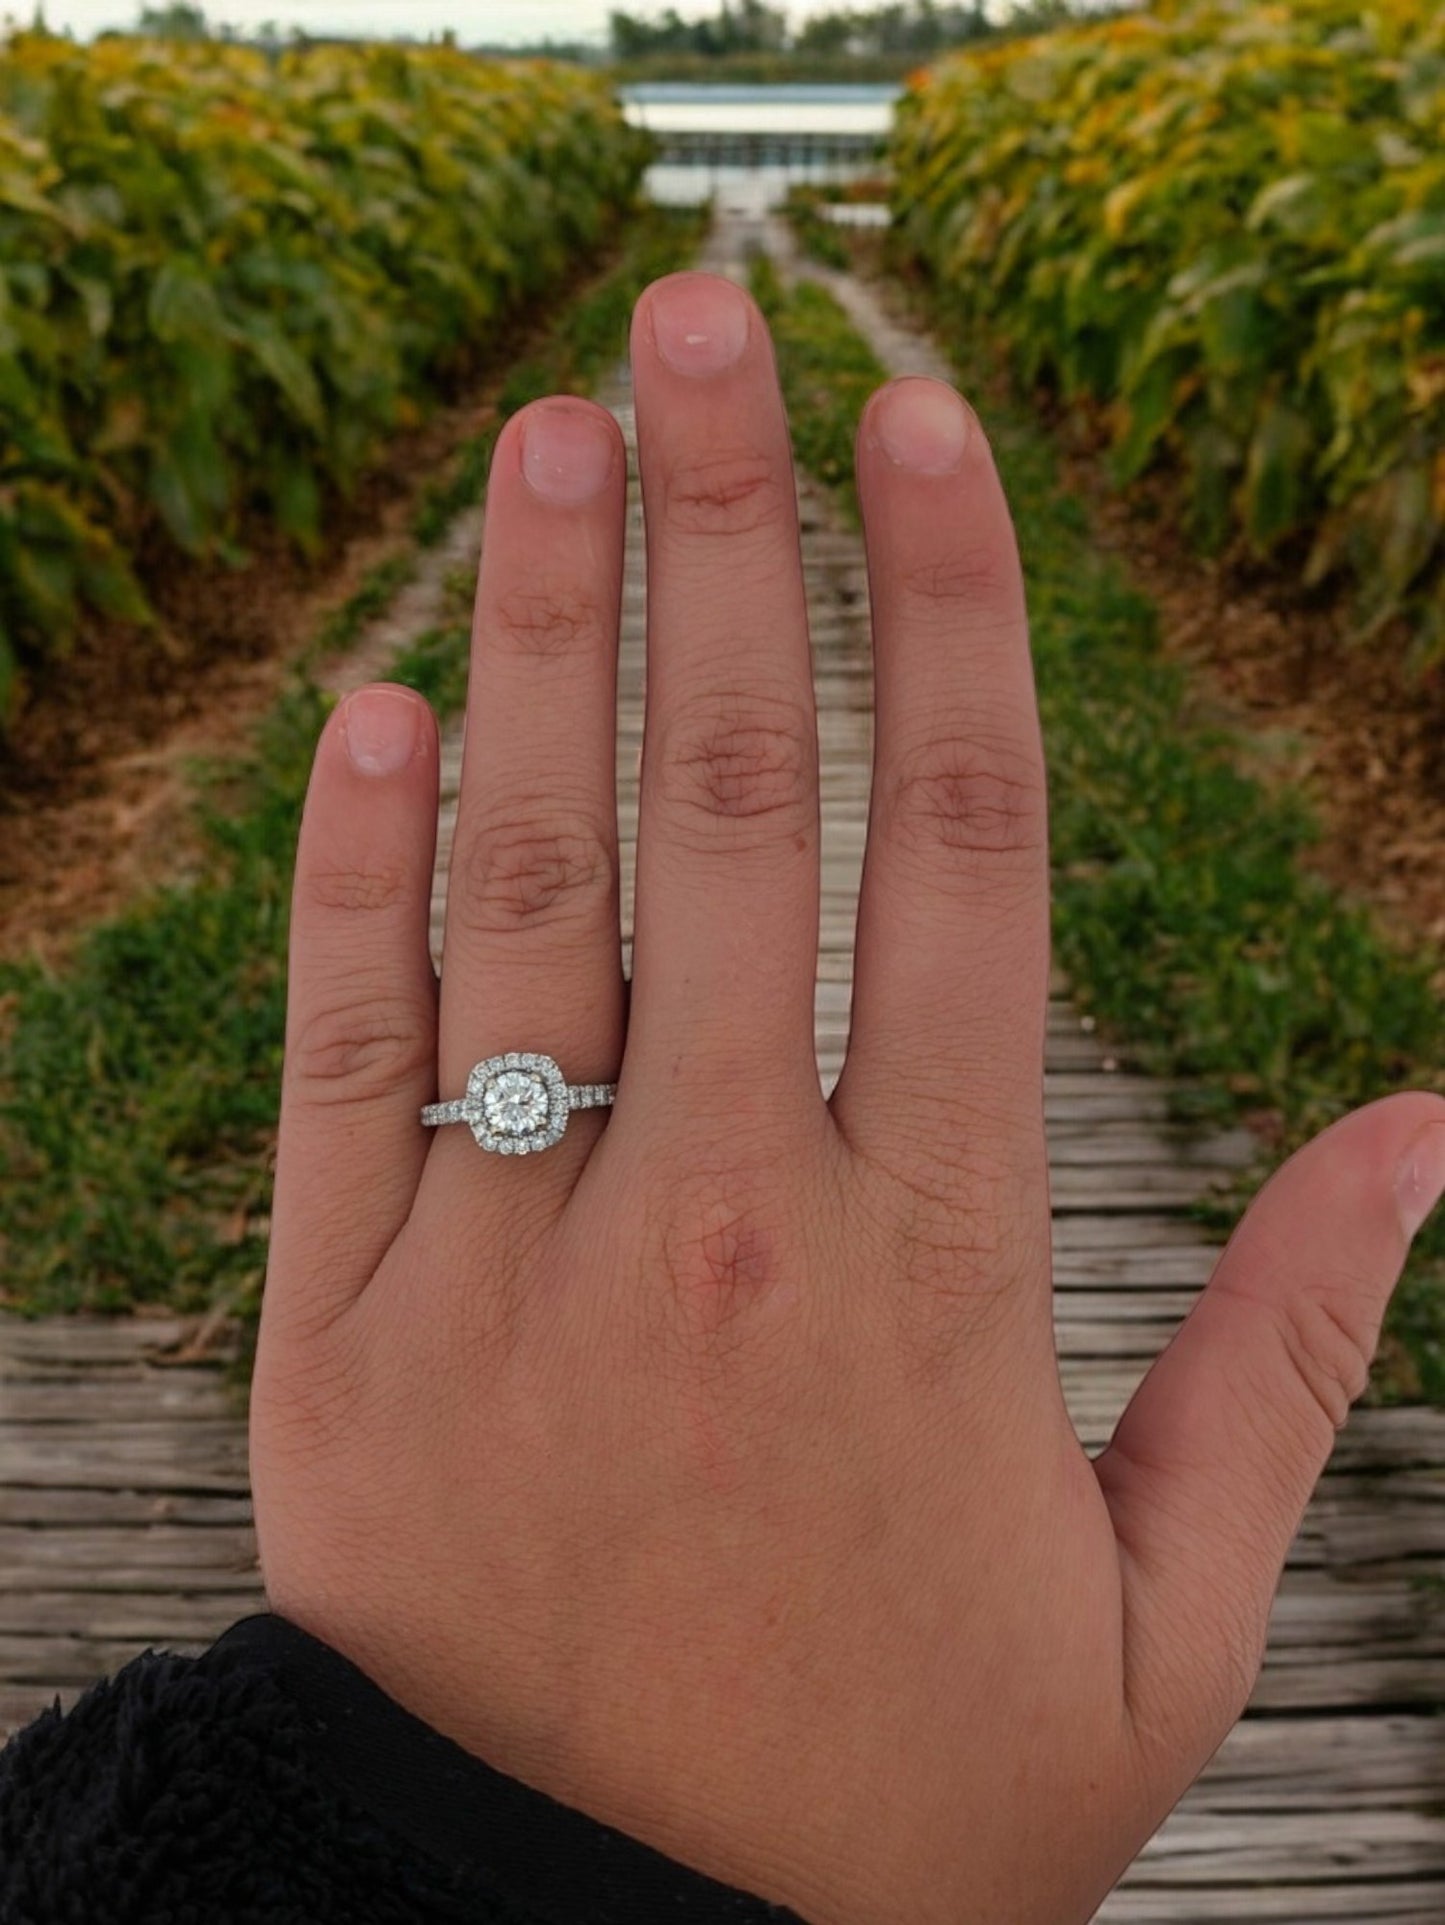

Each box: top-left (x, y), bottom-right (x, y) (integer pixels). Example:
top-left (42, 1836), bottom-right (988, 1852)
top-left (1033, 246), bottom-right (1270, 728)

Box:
top-left (751, 251), bottom-right (1445, 1404)
top-left (0, 204), bottom-right (707, 1319)
top-left (309, 554), bottom-right (419, 661)
top-left (388, 571), bottom-right (475, 717)
top-left (778, 186), bottom-right (854, 272)
top-left (747, 255), bottom-right (877, 518)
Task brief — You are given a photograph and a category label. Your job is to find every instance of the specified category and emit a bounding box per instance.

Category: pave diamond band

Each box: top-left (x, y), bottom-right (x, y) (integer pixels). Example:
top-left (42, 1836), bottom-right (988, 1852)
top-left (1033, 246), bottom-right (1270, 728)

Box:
top-left (421, 1052), bottom-right (617, 1156)
top-left (420, 1086), bottom-right (615, 1128)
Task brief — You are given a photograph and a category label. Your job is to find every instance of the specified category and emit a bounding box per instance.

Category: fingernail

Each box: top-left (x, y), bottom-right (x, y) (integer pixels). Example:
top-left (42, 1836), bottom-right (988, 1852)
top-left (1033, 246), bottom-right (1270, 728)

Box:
top-left (342, 686), bottom-right (422, 777)
top-left (650, 275), bottom-right (749, 376)
top-left (1397, 1124), bottom-right (1445, 1239)
top-left (871, 378), bottom-right (972, 473)
top-left (522, 405), bottom-right (616, 505)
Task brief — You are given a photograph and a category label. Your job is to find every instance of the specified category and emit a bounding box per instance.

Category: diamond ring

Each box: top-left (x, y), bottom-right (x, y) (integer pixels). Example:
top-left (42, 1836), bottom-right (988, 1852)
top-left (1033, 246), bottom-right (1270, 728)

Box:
top-left (421, 1052), bottom-right (617, 1156)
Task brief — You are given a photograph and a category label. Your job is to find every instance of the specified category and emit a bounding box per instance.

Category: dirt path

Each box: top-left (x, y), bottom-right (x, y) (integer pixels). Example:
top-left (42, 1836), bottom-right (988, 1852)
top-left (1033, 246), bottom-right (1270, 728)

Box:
top-left (0, 405), bottom-right (491, 971)
top-left (2, 210), bottom-right (1443, 1920)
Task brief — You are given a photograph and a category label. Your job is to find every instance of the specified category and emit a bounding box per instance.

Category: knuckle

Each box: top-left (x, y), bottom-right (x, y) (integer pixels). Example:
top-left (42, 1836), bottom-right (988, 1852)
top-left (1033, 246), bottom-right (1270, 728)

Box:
top-left (662, 1200), bottom-right (779, 1329)
top-left (451, 808), bottom-right (616, 938)
top-left (664, 447), bottom-right (787, 542)
top-left (882, 731), bottom-right (1044, 876)
top-left (832, 1109), bottom-right (1054, 1388)
top-left (642, 1153), bottom-right (802, 1369)
top-left (865, 1154), bottom-right (1022, 1353)
top-left (1272, 1289), bottom-right (1374, 1433)
top-left (657, 698), bottom-right (815, 853)
top-left (492, 580), bottom-right (608, 662)
top-left (897, 543), bottom-right (1018, 627)
top-left (304, 862), bottom-right (410, 917)
top-left (290, 991), bottom-right (432, 1105)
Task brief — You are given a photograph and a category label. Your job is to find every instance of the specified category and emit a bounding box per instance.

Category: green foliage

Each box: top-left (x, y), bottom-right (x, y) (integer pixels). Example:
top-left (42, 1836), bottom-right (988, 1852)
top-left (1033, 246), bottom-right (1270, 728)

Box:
top-left (390, 617), bottom-right (473, 718)
top-left (610, 0), bottom-right (788, 59)
top-left (0, 33), bottom-right (651, 728)
top-left (0, 205), bottom-right (705, 1316)
top-left (759, 261), bottom-right (1445, 1401)
top-left (0, 682), bottom-right (318, 1310)
top-left (749, 255), bottom-right (879, 509)
top-left (311, 555), bottom-right (417, 660)
top-left (781, 184), bottom-right (855, 270)
top-left (135, 4), bottom-right (211, 38)
top-left (891, 0), bottom-right (1445, 663)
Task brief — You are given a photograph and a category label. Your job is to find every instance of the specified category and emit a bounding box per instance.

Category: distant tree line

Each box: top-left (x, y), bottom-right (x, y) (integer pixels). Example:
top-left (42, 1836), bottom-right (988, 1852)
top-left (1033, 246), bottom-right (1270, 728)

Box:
top-left (87, 0), bottom-right (1091, 69)
top-left (136, 2), bottom-right (210, 33)
top-left (607, 0), bottom-right (1080, 61)
top-left (122, 6), bottom-right (292, 44)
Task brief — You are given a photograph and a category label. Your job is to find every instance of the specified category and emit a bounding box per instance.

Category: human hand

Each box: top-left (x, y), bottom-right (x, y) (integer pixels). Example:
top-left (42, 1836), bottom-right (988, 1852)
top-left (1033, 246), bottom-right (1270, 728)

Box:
top-left (251, 269), bottom-right (1445, 1925)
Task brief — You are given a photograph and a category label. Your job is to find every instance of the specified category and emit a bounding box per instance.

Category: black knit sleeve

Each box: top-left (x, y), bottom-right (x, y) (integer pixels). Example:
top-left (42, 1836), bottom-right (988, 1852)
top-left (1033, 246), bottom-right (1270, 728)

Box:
top-left (0, 1611), bottom-right (805, 1925)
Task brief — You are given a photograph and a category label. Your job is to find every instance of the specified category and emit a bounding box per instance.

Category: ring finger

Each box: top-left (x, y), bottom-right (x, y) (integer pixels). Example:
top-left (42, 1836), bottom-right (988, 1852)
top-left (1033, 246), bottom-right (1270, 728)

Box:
top-left (428, 396), bottom-right (629, 1203)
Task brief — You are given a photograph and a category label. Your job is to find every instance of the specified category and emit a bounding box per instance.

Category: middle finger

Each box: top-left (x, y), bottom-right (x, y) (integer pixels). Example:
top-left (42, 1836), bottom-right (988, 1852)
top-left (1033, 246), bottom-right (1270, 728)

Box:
top-left (625, 272), bottom-right (824, 1120)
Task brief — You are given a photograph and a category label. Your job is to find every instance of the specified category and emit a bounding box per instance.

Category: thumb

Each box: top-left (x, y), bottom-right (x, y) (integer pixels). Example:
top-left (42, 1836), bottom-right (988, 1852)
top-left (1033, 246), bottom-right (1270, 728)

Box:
top-left (1095, 1090), bottom-right (1445, 1761)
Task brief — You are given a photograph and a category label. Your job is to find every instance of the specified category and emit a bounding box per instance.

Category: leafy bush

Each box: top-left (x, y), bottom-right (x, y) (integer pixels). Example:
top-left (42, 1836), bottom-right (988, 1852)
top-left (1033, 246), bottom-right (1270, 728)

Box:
top-left (0, 33), bottom-right (650, 720)
top-left (0, 205), bottom-right (705, 1314)
top-left (891, 0), bottom-right (1445, 662)
top-left (757, 256), bottom-right (1445, 1399)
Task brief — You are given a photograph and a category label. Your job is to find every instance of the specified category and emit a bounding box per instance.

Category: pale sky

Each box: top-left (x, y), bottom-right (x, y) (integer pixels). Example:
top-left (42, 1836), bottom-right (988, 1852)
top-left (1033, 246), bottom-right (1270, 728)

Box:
top-left (13, 0), bottom-right (858, 45)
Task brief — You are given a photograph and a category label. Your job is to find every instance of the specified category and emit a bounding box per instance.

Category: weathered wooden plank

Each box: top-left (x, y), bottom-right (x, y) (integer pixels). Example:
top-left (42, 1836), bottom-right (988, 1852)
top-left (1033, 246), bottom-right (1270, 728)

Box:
top-left (0, 1488), bottom-right (255, 1528)
top-left (1123, 1807), bottom-right (1445, 1880)
top-left (1200, 1711), bottom-right (1445, 1805)
top-left (1042, 1133), bottom-right (1250, 1170)
top-left (1262, 1577), bottom-right (1445, 1645)
top-left (0, 1569), bottom-right (262, 1599)
top-left (0, 1593), bottom-right (261, 1640)
top-left (1043, 1096), bottom-right (1181, 1124)
top-left (1102, 1882), bottom-right (1445, 1921)
top-left (1054, 1322), bottom-right (1185, 1359)
top-left (1048, 1172), bottom-right (1239, 1208)
top-left (1053, 1290), bottom-right (1202, 1319)
top-left (1, 1417), bottom-right (247, 1447)
top-left (1246, 1660), bottom-right (1445, 1711)
top-left (0, 1320), bottom-right (191, 1364)
top-left (0, 1632), bottom-right (222, 1686)
top-left (0, 1682), bottom-right (84, 1734)
top-left (0, 1430), bottom-right (250, 1492)
top-left (0, 1378), bottom-right (241, 1421)
top-left (1054, 1124), bottom-right (1223, 1147)
top-left (0, 1541), bottom-right (260, 1595)
top-left (0, 1524), bottom-right (258, 1569)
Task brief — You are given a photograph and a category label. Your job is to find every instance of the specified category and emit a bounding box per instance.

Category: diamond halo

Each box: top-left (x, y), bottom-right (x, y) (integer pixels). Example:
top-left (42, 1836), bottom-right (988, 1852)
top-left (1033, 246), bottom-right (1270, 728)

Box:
top-left (465, 1052), bottom-right (571, 1156)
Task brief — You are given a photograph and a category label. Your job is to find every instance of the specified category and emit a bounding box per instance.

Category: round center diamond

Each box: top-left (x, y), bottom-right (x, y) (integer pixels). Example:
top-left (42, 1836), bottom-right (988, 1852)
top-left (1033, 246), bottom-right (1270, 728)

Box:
top-left (483, 1071), bottom-right (549, 1136)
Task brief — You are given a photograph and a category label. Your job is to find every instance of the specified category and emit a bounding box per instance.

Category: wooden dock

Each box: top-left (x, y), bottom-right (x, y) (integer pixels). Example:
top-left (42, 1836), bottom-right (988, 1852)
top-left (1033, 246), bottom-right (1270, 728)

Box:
top-left (3, 215), bottom-right (1444, 1919)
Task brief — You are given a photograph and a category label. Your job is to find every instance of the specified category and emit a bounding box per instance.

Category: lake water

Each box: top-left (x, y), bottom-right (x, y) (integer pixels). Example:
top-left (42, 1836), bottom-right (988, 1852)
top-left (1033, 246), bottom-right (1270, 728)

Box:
top-left (620, 82), bottom-right (903, 214)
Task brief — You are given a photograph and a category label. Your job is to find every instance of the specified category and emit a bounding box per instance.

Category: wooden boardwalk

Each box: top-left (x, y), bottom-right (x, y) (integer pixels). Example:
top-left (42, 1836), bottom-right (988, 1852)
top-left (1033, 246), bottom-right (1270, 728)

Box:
top-left (3, 213), bottom-right (1444, 1919)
